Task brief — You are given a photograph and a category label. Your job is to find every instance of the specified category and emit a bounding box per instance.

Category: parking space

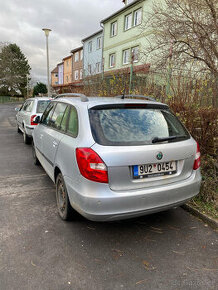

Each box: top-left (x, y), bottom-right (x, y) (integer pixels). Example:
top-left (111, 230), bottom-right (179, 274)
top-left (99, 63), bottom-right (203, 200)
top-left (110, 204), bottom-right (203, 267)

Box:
top-left (0, 103), bottom-right (217, 290)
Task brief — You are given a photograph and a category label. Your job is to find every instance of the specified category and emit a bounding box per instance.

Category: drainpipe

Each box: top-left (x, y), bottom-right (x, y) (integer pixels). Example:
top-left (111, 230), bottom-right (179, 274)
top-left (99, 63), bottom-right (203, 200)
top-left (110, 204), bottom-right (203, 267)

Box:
top-left (100, 22), bottom-right (105, 81)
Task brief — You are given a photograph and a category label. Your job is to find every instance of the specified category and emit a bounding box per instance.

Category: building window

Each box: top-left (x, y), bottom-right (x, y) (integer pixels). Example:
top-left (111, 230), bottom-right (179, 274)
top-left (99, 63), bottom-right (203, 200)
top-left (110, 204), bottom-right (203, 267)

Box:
top-left (96, 62), bottom-right (101, 73)
top-left (55, 81), bottom-right (58, 85)
top-left (66, 75), bottom-right (68, 83)
top-left (80, 69), bottom-right (83, 79)
top-left (123, 49), bottom-right (130, 65)
top-left (55, 73), bottom-right (58, 77)
top-left (97, 37), bottom-right (102, 49)
top-left (66, 60), bottom-right (69, 67)
top-left (75, 52), bottom-right (79, 62)
top-left (111, 21), bottom-right (117, 37)
top-left (88, 64), bottom-right (92, 75)
top-left (124, 13), bottom-right (132, 31)
top-left (133, 8), bottom-right (142, 26)
top-left (75, 70), bottom-right (79, 80)
top-left (109, 53), bottom-right (115, 68)
top-left (132, 46), bottom-right (139, 62)
top-left (88, 41), bottom-right (92, 53)
top-left (80, 50), bottom-right (83, 60)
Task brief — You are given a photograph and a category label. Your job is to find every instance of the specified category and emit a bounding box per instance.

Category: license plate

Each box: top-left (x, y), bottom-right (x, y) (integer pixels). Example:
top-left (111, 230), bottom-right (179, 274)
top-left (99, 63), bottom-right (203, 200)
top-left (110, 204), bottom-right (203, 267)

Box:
top-left (133, 161), bottom-right (177, 179)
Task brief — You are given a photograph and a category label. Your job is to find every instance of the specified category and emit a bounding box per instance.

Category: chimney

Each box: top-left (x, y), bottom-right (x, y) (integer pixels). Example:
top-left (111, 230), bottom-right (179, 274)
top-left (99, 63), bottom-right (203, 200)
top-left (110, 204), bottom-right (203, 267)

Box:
top-left (122, 0), bottom-right (128, 5)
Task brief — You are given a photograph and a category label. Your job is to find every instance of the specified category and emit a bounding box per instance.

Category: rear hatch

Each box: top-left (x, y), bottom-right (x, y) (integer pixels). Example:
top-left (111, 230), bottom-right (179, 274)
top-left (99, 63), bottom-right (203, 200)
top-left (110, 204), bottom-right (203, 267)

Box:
top-left (89, 103), bottom-right (196, 191)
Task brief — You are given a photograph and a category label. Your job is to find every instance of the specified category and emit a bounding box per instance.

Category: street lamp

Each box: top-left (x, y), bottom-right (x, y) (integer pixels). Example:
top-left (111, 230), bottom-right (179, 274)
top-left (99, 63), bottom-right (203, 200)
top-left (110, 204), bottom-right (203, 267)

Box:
top-left (42, 28), bottom-right (52, 97)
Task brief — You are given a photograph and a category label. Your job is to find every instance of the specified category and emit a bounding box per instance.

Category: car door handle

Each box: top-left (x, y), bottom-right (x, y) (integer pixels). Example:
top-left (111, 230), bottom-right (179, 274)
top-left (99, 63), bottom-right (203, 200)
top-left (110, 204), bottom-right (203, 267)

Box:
top-left (53, 141), bottom-right (58, 147)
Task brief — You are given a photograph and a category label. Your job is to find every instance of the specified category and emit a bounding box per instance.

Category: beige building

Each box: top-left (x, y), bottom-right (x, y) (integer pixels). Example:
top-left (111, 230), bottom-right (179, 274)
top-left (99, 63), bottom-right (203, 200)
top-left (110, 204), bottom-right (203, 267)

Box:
top-left (51, 67), bottom-right (58, 86)
top-left (63, 55), bottom-right (73, 85)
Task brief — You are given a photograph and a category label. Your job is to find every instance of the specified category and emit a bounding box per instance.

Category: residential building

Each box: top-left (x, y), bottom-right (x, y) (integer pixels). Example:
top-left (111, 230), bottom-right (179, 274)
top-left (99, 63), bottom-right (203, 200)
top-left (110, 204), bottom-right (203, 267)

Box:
top-left (82, 30), bottom-right (103, 77)
top-left (71, 46), bottom-right (83, 83)
top-left (51, 67), bottom-right (58, 86)
top-left (101, 0), bottom-right (152, 74)
top-left (57, 62), bottom-right (64, 85)
top-left (63, 55), bottom-right (73, 85)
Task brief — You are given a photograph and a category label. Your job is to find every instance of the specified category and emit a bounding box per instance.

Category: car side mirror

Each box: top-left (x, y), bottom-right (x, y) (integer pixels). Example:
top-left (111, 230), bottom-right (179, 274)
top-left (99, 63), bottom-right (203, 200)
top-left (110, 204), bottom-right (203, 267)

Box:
top-left (34, 116), bottom-right (41, 124)
top-left (15, 107), bottom-right (20, 112)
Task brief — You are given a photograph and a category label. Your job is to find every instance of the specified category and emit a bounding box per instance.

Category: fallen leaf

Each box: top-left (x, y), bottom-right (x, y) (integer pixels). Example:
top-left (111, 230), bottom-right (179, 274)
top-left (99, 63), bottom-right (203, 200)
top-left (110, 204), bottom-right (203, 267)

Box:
top-left (31, 261), bottom-right (36, 267)
top-left (136, 279), bottom-right (147, 285)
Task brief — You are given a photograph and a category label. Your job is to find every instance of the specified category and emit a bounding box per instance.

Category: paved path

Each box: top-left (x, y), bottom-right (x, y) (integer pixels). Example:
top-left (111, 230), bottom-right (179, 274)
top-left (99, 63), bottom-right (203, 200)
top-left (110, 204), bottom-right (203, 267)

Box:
top-left (0, 103), bottom-right (217, 290)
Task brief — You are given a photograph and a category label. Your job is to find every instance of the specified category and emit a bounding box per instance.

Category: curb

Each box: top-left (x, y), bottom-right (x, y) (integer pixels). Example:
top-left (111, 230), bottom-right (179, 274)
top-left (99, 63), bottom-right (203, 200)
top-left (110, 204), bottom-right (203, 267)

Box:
top-left (182, 204), bottom-right (218, 230)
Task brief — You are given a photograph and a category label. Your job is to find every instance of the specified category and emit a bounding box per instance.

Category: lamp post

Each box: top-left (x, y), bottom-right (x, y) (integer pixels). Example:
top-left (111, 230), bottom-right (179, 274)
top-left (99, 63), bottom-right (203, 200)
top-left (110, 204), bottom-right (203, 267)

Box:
top-left (42, 28), bottom-right (51, 97)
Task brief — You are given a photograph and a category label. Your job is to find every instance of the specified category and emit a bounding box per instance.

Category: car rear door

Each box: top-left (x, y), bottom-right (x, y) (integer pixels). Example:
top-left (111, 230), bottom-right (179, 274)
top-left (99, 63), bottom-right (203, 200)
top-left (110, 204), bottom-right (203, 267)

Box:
top-left (89, 104), bottom-right (197, 191)
top-left (40, 102), bottom-right (68, 179)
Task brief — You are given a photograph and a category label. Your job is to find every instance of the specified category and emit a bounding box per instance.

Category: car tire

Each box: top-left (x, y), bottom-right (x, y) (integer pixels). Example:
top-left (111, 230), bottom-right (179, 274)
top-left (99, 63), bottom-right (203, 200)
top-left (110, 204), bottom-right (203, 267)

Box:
top-left (32, 142), bottom-right (40, 166)
top-left (23, 128), bottom-right (31, 144)
top-left (56, 173), bottom-right (74, 221)
top-left (17, 125), bottom-right (21, 133)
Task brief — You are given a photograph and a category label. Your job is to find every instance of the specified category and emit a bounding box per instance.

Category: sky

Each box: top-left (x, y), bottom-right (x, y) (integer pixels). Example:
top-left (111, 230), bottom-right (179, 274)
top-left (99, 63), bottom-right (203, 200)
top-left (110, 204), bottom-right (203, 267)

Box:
top-left (0, 0), bottom-right (124, 84)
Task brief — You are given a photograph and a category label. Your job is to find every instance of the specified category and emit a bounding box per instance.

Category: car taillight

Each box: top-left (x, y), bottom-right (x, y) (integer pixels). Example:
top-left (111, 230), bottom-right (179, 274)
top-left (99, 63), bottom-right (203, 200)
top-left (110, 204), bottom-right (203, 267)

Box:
top-left (76, 148), bottom-right (108, 183)
top-left (193, 142), bottom-right (200, 170)
top-left (30, 115), bottom-right (37, 125)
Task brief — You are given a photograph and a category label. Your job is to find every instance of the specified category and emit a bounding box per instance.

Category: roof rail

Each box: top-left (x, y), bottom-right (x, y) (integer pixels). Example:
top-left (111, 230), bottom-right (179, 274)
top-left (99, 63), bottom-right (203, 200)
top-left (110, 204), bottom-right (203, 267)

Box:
top-left (115, 95), bottom-right (156, 102)
top-left (54, 93), bottom-right (88, 102)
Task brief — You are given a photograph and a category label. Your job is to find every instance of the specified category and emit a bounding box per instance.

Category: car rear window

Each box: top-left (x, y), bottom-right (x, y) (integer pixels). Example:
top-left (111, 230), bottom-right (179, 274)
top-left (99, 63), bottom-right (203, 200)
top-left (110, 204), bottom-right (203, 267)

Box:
top-left (89, 104), bottom-right (190, 146)
top-left (37, 100), bottom-right (50, 113)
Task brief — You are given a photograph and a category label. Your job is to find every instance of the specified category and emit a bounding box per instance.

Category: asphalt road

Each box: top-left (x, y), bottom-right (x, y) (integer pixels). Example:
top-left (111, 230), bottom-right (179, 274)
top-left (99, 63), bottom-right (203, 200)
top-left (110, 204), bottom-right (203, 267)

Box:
top-left (0, 103), bottom-right (217, 290)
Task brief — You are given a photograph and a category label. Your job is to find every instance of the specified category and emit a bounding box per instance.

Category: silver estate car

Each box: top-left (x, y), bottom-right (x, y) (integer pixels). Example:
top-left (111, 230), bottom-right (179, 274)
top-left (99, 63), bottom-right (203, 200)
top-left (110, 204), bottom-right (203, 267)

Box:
top-left (32, 94), bottom-right (201, 221)
top-left (16, 97), bottom-right (50, 144)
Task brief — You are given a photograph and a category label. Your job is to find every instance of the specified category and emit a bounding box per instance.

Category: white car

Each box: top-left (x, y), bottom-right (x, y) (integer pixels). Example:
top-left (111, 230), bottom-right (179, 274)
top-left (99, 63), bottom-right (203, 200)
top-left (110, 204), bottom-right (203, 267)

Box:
top-left (15, 97), bottom-right (50, 144)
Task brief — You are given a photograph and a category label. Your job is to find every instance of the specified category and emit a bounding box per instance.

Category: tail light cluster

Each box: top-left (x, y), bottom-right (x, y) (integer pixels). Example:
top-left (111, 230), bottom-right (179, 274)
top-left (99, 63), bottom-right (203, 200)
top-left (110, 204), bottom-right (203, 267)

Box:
top-left (193, 142), bottom-right (201, 170)
top-left (30, 115), bottom-right (37, 125)
top-left (76, 148), bottom-right (108, 183)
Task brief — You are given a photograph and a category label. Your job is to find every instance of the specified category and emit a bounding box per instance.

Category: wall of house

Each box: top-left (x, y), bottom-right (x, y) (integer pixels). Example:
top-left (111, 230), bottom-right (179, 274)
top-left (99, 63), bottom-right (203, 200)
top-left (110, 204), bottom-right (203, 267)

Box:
top-left (63, 56), bottom-right (73, 84)
top-left (58, 64), bottom-right (64, 85)
top-left (51, 72), bottom-right (58, 86)
top-left (72, 49), bottom-right (83, 82)
top-left (103, 0), bottom-right (155, 72)
top-left (83, 31), bottom-right (103, 77)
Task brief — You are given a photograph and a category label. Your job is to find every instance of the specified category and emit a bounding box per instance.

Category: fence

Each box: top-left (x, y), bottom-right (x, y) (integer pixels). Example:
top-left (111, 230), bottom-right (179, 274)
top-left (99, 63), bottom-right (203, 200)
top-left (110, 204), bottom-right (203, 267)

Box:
top-left (0, 96), bottom-right (24, 103)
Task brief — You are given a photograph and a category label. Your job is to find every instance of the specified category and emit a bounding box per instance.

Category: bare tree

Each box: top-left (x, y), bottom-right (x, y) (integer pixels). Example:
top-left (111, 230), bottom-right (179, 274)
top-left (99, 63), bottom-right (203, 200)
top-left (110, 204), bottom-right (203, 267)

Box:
top-left (141, 0), bottom-right (218, 77)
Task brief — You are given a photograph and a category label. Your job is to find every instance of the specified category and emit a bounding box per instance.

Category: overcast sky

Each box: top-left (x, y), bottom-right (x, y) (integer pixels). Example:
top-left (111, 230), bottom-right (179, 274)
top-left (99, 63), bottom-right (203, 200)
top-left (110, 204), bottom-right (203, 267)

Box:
top-left (0, 0), bottom-right (124, 84)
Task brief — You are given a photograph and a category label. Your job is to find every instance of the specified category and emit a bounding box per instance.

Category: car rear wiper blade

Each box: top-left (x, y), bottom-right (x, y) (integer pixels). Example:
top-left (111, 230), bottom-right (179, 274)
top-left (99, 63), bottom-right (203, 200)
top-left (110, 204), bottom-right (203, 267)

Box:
top-left (152, 135), bottom-right (187, 144)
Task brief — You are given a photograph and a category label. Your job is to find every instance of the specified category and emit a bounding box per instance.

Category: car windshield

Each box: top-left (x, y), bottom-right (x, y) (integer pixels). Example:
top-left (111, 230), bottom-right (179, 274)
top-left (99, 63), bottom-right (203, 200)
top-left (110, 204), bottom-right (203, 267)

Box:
top-left (89, 104), bottom-right (190, 146)
top-left (37, 100), bottom-right (50, 113)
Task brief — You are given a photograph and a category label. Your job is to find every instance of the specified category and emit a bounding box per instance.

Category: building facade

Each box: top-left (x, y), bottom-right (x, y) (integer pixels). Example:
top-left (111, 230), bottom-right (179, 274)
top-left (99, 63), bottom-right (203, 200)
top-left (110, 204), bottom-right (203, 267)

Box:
top-left (63, 55), bottom-right (73, 85)
top-left (51, 67), bottom-right (58, 87)
top-left (71, 46), bottom-right (83, 83)
top-left (101, 0), bottom-right (152, 74)
top-left (82, 30), bottom-right (103, 77)
top-left (57, 62), bottom-right (64, 85)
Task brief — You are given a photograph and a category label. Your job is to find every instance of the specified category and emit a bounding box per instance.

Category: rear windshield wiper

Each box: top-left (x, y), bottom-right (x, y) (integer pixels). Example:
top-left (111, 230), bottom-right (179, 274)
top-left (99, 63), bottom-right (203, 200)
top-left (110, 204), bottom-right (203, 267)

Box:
top-left (152, 135), bottom-right (187, 144)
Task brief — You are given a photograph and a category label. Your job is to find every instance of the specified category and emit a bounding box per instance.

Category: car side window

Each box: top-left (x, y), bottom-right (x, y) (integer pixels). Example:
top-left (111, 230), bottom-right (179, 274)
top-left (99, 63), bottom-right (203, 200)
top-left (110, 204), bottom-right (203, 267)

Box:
top-left (66, 106), bottom-right (78, 137)
top-left (26, 101), bottom-right (34, 112)
top-left (22, 101), bottom-right (29, 111)
top-left (60, 105), bottom-right (70, 132)
top-left (49, 103), bottom-right (67, 129)
top-left (41, 102), bottom-right (56, 126)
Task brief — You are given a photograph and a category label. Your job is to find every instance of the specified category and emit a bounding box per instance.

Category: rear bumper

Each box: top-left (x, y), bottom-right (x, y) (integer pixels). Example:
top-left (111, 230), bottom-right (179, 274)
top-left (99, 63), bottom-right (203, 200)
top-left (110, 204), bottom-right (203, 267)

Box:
top-left (65, 170), bottom-right (201, 222)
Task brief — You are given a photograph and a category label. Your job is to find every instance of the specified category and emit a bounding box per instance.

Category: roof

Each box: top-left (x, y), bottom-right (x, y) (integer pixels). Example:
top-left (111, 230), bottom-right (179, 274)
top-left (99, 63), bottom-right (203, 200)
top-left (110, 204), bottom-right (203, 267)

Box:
top-left (57, 62), bottom-right (64, 66)
top-left (71, 46), bottom-right (83, 54)
top-left (82, 29), bottom-right (103, 42)
top-left (52, 96), bottom-right (167, 109)
top-left (101, 0), bottom-right (142, 23)
top-left (63, 55), bottom-right (72, 61)
top-left (51, 67), bottom-right (58, 73)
